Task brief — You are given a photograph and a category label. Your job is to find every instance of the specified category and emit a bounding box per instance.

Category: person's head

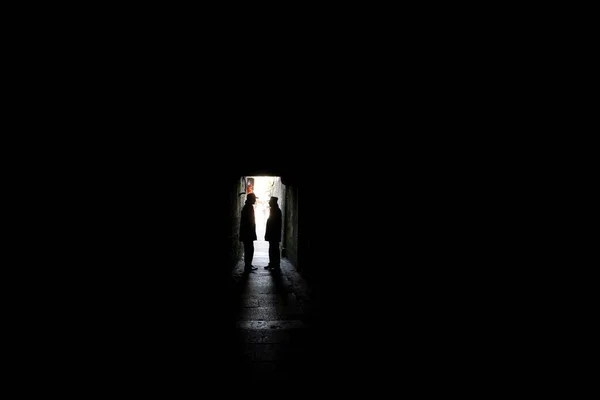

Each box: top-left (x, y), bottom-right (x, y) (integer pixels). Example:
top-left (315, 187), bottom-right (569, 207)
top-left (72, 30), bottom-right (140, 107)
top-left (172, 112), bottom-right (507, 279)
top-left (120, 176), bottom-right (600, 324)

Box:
top-left (246, 193), bottom-right (257, 204)
top-left (269, 196), bottom-right (278, 207)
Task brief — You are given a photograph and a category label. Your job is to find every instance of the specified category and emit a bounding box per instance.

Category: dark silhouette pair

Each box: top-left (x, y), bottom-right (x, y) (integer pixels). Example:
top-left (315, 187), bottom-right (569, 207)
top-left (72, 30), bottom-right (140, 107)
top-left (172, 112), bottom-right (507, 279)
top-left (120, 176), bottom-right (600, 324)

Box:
top-left (239, 193), bottom-right (282, 272)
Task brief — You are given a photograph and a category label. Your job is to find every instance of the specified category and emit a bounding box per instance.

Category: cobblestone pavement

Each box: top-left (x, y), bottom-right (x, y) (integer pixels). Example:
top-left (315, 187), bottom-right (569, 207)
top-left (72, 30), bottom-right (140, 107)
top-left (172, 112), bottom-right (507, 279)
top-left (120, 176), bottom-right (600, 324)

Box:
top-left (230, 241), bottom-right (317, 383)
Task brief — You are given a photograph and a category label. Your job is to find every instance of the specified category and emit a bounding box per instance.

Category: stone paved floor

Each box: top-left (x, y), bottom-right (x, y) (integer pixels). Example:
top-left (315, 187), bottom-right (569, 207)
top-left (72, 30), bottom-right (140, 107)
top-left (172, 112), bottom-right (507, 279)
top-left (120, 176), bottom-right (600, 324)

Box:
top-left (230, 241), bottom-right (317, 383)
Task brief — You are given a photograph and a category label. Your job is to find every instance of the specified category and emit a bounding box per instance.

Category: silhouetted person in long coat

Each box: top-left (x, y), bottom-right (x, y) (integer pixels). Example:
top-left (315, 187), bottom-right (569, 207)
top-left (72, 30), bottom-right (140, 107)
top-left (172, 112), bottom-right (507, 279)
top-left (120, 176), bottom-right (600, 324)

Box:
top-left (264, 196), bottom-right (282, 270)
top-left (239, 193), bottom-right (258, 271)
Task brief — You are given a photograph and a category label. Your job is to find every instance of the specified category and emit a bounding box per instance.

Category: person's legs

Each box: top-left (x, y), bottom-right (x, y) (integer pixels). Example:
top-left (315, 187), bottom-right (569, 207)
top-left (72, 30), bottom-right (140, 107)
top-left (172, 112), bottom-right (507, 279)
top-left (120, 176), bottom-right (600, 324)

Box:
top-left (268, 241), bottom-right (280, 268)
top-left (264, 241), bottom-right (273, 269)
top-left (243, 241), bottom-right (255, 269)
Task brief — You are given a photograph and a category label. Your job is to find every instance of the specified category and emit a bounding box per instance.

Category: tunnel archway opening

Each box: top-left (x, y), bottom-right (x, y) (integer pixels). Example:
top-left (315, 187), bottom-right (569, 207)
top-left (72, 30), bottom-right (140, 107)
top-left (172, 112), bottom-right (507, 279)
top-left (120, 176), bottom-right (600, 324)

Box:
top-left (241, 175), bottom-right (288, 268)
top-left (223, 170), bottom-right (305, 279)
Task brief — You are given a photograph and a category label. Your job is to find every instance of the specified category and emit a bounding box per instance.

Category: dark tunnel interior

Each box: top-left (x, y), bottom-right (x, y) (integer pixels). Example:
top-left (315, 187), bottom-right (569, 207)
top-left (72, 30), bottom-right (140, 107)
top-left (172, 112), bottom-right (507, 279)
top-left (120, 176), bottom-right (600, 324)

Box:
top-left (26, 146), bottom-right (536, 392)
top-left (13, 13), bottom-right (556, 391)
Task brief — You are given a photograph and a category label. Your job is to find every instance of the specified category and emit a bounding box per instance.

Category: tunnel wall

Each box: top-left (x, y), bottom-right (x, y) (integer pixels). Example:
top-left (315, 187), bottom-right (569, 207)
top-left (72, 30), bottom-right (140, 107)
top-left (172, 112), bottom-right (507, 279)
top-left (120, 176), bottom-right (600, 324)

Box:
top-left (227, 176), bottom-right (245, 270)
top-left (284, 184), bottom-right (299, 268)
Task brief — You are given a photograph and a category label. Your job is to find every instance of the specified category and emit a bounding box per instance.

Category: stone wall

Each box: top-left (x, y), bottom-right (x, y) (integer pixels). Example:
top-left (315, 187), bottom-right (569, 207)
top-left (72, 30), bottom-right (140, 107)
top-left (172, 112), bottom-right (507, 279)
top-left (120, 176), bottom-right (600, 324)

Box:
top-left (283, 184), bottom-right (299, 268)
top-left (228, 176), bottom-right (244, 270)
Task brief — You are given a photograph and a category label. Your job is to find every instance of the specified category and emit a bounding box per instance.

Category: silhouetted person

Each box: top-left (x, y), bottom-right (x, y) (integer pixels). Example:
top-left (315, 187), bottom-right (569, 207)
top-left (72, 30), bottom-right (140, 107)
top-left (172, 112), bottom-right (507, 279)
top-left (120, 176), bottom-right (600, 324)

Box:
top-left (240, 193), bottom-right (258, 271)
top-left (264, 196), bottom-right (282, 270)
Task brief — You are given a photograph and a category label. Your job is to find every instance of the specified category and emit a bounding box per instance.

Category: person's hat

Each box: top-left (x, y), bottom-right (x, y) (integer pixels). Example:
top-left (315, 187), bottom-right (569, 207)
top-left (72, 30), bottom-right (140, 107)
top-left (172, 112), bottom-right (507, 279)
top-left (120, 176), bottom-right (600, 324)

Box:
top-left (269, 196), bottom-right (278, 203)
